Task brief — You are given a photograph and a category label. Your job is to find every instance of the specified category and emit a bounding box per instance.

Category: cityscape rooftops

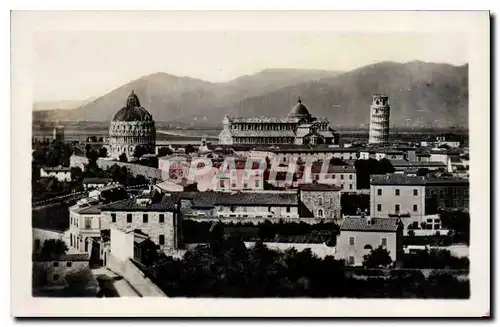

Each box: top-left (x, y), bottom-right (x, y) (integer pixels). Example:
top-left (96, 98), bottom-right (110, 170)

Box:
top-left (341, 217), bottom-right (401, 232)
top-left (101, 195), bottom-right (177, 212)
top-left (370, 174), bottom-right (468, 186)
top-left (176, 191), bottom-right (298, 209)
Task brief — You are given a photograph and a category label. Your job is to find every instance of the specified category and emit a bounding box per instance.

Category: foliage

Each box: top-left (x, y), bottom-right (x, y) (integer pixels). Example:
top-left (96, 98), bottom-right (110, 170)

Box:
top-left (403, 235), bottom-right (453, 247)
top-left (341, 193), bottom-right (370, 215)
top-left (354, 159), bottom-right (395, 189)
top-left (182, 219), bottom-right (340, 244)
top-left (39, 239), bottom-right (68, 260)
top-left (119, 153), bottom-right (128, 162)
top-left (362, 246), bottom-right (393, 268)
top-left (402, 248), bottom-right (469, 269)
top-left (158, 147), bottom-right (173, 157)
top-left (185, 144), bottom-right (196, 154)
top-left (440, 211), bottom-right (470, 245)
top-left (133, 145), bottom-right (147, 158)
top-left (150, 237), bottom-right (469, 298)
top-left (98, 147), bottom-right (108, 158)
top-left (32, 140), bottom-right (73, 167)
top-left (416, 168), bottom-right (431, 176)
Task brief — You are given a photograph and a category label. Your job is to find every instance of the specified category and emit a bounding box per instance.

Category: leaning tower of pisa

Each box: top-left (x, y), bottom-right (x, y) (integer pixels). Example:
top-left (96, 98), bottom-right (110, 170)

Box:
top-left (368, 94), bottom-right (391, 144)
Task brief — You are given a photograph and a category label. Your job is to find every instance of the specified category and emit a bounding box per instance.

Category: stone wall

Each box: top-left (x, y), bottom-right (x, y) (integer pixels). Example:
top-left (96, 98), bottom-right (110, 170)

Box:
top-left (299, 190), bottom-right (341, 220)
top-left (70, 155), bottom-right (162, 180)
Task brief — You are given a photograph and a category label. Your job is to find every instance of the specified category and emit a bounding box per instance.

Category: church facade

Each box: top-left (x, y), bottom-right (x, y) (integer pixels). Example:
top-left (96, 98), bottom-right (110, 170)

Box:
top-left (108, 91), bottom-right (156, 160)
top-left (218, 98), bottom-right (340, 146)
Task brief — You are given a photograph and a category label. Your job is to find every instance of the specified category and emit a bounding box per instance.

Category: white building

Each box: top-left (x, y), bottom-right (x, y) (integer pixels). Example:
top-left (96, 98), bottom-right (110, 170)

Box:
top-left (40, 166), bottom-right (72, 182)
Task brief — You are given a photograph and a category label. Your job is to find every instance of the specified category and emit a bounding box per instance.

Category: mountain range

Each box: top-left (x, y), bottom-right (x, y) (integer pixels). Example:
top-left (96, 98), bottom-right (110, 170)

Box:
top-left (32, 61), bottom-right (468, 127)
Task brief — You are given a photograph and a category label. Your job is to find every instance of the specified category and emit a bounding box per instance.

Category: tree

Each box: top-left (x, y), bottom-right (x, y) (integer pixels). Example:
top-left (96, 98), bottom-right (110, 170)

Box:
top-left (362, 246), bottom-right (393, 268)
top-left (158, 147), bottom-right (173, 157)
top-left (98, 137), bottom-right (103, 142)
top-left (40, 239), bottom-right (68, 260)
top-left (98, 147), bottom-right (108, 158)
top-left (133, 145), bottom-right (146, 158)
top-left (185, 144), bottom-right (195, 154)
top-left (119, 153), bottom-right (128, 163)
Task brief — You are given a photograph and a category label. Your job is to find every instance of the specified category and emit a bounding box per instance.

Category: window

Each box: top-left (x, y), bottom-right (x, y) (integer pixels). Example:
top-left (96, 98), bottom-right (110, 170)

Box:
top-left (381, 238), bottom-right (387, 247)
top-left (340, 184), bottom-right (344, 189)
top-left (348, 256), bottom-right (355, 266)
top-left (53, 274), bottom-right (60, 281)
top-left (317, 209), bottom-right (324, 217)
top-left (413, 204), bottom-right (418, 212)
top-left (143, 214), bottom-right (148, 223)
top-left (70, 235), bottom-right (73, 246)
top-left (219, 180), bottom-right (225, 188)
top-left (66, 262), bottom-right (72, 267)
top-left (159, 235), bottom-right (165, 245)
top-left (341, 175), bottom-right (344, 180)
top-left (395, 189), bottom-right (400, 196)
top-left (332, 174), bottom-right (335, 179)
top-left (268, 206), bottom-right (272, 212)
top-left (349, 184), bottom-right (353, 190)
top-left (127, 214), bottom-right (132, 223)
top-left (377, 204), bottom-right (382, 212)
top-left (413, 189), bottom-right (418, 196)
top-left (255, 180), bottom-right (260, 188)
top-left (111, 213), bottom-right (116, 223)
top-left (318, 198), bottom-right (323, 206)
top-left (377, 189), bottom-right (382, 196)
top-left (349, 174), bottom-right (353, 180)
top-left (53, 262), bottom-right (59, 267)
top-left (85, 218), bottom-right (92, 229)
top-left (349, 237), bottom-right (355, 246)
top-left (395, 204), bottom-right (400, 213)
top-left (286, 206), bottom-right (290, 213)
top-left (231, 183), bottom-right (237, 188)
top-left (230, 206), bottom-right (236, 212)
top-left (159, 214), bottom-right (164, 223)
top-left (243, 182), bottom-right (248, 189)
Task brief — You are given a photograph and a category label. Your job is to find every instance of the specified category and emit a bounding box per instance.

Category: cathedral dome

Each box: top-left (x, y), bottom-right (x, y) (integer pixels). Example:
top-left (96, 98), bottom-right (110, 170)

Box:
top-left (288, 97), bottom-right (311, 117)
top-left (113, 90), bottom-right (153, 122)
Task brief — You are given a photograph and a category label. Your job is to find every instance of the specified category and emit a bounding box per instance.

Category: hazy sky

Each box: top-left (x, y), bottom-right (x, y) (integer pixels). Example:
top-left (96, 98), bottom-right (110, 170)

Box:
top-left (33, 31), bottom-right (467, 102)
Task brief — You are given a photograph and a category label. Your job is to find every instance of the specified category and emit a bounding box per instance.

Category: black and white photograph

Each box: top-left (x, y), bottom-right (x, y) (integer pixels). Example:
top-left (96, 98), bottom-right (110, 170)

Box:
top-left (10, 10), bottom-right (490, 317)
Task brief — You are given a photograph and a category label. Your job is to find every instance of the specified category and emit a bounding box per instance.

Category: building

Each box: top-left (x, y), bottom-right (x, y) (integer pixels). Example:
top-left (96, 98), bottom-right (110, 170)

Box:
top-left (32, 228), bottom-right (64, 254)
top-left (100, 195), bottom-right (182, 252)
top-left (69, 200), bottom-right (104, 254)
top-left (298, 184), bottom-right (342, 220)
top-left (82, 177), bottom-right (115, 190)
top-left (308, 163), bottom-right (357, 192)
top-left (368, 94), bottom-right (391, 144)
top-left (108, 90), bottom-right (156, 160)
top-left (178, 191), bottom-right (300, 219)
top-left (214, 157), bottom-right (265, 192)
top-left (370, 174), bottom-right (469, 226)
top-left (40, 166), bottom-right (72, 182)
top-left (336, 216), bottom-right (403, 266)
top-left (218, 98), bottom-right (339, 146)
top-left (389, 160), bottom-right (447, 173)
top-left (109, 227), bottom-right (158, 267)
top-left (32, 253), bottom-right (92, 287)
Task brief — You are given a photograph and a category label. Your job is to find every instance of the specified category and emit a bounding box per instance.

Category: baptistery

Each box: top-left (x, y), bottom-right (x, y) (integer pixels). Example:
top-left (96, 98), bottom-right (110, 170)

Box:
top-left (108, 90), bottom-right (156, 160)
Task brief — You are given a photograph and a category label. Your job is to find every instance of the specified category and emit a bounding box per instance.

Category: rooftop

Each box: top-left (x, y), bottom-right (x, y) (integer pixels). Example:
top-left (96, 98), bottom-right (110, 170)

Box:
top-left (101, 195), bottom-right (177, 212)
top-left (41, 166), bottom-right (71, 172)
top-left (340, 217), bottom-right (401, 232)
top-left (370, 174), bottom-right (469, 186)
top-left (176, 191), bottom-right (298, 209)
top-left (298, 184), bottom-right (342, 192)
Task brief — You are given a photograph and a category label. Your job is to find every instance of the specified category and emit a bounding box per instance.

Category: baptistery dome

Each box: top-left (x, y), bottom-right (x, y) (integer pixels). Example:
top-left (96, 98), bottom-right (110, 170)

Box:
top-left (288, 97), bottom-right (311, 119)
top-left (108, 91), bottom-right (156, 160)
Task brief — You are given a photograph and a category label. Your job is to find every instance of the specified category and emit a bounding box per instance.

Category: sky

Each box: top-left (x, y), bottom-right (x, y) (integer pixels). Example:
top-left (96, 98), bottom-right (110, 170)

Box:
top-left (33, 31), bottom-right (467, 102)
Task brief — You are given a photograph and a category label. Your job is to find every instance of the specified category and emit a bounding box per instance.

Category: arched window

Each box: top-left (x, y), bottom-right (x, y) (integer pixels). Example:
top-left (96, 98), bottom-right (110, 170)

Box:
top-left (84, 238), bottom-right (89, 252)
top-left (70, 234), bottom-right (73, 246)
top-left (318, 197), bottom-right (323, 206)
top-left (317, 209), bottom-right (323, 217)
top-left (363, 244), bottom-right (373, 250)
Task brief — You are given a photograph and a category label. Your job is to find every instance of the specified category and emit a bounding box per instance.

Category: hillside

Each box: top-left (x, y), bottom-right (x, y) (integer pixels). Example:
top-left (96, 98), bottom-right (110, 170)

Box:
top-left (33, 62), bottom-right (468, 127)
top-left (220, 61), bottom-right (469, 127)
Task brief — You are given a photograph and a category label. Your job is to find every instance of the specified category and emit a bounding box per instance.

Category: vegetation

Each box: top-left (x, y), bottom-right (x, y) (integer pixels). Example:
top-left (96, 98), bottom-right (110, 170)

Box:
top-left (182, 220), bottom-right (340, 244)
top-left (119, 153), bottom-right (128, 162)
top-left (39, 239), bottom-right (68, 260)
top-left (32, 140), bottom-right (73, 168)
top-left (158, 147), bottom-right (173, 157)
top-left (403, 248), bottom-right (469, 269)
top-left (150, 237), bottom-right (469, 298)
top-left (362, 246), bottom-right (393, 268)
top-left (340, 193), bottom-right (370, 215)
top-left (440, 211), bottom-right (470, 245)
top-left (354, 158), bottom-right (395, 189)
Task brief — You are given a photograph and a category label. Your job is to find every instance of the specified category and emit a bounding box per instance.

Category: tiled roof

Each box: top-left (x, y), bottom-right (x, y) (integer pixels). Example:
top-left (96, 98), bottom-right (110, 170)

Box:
top-left (101, 196), bottom-right (177, 212)
top-left (390, 160), bottom-right (446, 168)
top-left (72, 204), bottom-right (102, 215)
top-left (371, 174), bottom-right (468, 186)
top-left (311, 163), bottom-right (356, 174)
top-left (180, 191), bottom-right (298, 208)
top-left (299, 184), bottom-right (341, 191)
top-left (341, 217), bottom-right (401, 232)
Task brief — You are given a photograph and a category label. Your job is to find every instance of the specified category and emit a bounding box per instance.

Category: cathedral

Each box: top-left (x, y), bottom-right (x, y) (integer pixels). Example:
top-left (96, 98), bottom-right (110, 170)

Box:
top-left (108, 91), bottom-right (156, 160)
top-left (218, 98), bottom-right (339, 145)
